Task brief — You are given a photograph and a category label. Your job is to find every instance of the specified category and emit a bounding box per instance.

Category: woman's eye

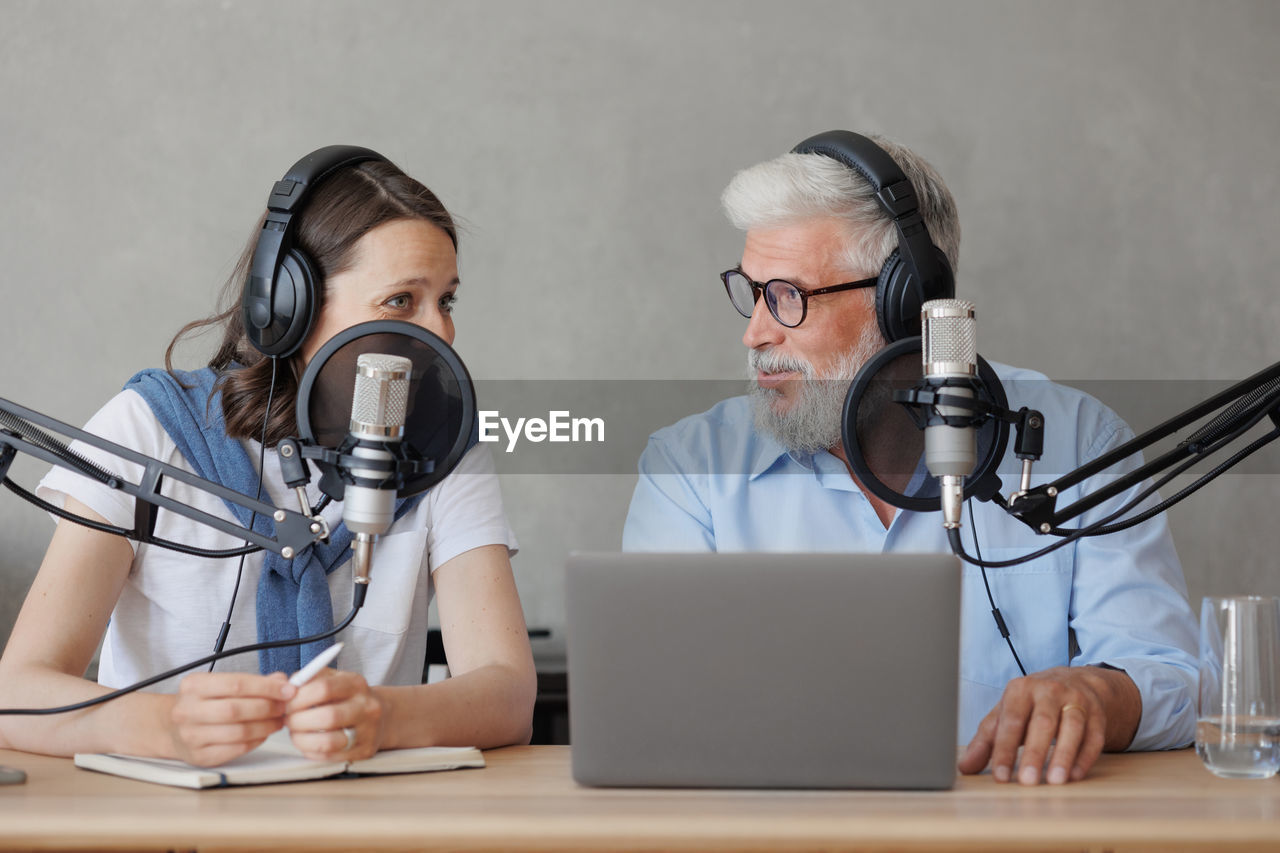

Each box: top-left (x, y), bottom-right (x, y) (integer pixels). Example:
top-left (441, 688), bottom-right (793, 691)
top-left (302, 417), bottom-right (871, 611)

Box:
top-left (440, 293), bottom-right (458, 314)
top-left (384, 294), bottom-right (412, 310)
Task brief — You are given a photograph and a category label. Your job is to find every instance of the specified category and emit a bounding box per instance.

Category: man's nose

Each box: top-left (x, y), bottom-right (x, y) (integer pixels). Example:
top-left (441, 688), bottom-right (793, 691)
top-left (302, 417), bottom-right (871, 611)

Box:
top-left (743, 297), bottom-right (785, 350)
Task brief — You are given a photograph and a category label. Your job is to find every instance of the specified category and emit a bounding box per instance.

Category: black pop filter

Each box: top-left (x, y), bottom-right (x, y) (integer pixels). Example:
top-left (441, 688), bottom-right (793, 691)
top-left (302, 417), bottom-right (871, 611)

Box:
top-left (296, 320), bottom-right (476, 499)
top-left (842, 336), bottom-right (1009, 512)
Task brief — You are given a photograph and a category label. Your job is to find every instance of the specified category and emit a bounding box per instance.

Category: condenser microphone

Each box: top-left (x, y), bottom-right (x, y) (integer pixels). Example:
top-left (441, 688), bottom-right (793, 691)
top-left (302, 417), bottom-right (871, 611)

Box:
top-left (343, 353), bottom-right (412, 584)
top-left (922, 299), bottom-right (978, 529)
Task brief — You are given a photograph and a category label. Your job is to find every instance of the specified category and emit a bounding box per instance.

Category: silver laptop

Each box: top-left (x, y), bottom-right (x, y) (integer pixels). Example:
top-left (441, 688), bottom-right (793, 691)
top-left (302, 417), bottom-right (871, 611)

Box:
top-left (565, 551), bottom-right (960, 790)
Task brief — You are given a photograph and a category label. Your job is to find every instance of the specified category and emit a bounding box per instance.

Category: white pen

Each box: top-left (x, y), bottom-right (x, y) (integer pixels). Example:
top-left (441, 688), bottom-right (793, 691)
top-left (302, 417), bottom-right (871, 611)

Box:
top-left (287, 642), bottom-right (344, 687)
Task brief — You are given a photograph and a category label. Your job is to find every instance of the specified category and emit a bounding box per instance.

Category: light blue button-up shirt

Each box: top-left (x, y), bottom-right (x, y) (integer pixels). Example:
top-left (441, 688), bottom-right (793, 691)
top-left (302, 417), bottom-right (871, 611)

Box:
top-left (622, 362), bottom-right (1198, 750)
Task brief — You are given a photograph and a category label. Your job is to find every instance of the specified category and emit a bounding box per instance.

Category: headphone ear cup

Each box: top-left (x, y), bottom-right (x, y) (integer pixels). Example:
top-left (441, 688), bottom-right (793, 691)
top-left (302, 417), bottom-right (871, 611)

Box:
top-left (928, 246), bottom-right (956, 302)
top-left (875, 250), bottom-right (922, 343)
top-left (249, 249), bottom-right (320, 358)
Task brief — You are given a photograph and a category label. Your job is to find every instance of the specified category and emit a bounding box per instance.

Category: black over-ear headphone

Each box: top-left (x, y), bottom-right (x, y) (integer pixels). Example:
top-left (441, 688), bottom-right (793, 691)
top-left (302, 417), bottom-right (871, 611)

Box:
top-left (790, 130), bottom-right (955, 343)
top-left (243, 145), bottom-right (388, 358)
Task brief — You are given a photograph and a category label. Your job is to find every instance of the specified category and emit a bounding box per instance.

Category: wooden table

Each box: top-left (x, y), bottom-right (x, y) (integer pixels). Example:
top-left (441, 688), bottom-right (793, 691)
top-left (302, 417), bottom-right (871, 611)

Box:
top-left (1, 745), bottom-right (1278, 852)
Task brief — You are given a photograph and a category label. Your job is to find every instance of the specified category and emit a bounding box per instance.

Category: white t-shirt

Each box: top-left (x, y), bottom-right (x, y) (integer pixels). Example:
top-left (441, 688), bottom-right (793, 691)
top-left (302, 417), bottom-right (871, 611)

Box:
top-left (36, 388), bottom-right (518, 692)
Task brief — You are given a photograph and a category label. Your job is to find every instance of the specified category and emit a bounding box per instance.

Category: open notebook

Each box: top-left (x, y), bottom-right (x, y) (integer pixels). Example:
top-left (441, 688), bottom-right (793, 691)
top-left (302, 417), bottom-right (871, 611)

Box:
top-left (74, 730), bottom-right (484, 789)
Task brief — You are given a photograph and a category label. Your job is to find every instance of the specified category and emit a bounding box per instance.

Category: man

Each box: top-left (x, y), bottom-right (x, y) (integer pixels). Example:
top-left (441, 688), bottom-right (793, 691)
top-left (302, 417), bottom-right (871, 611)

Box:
top-left (622, 131), bottom-right (1198, 786)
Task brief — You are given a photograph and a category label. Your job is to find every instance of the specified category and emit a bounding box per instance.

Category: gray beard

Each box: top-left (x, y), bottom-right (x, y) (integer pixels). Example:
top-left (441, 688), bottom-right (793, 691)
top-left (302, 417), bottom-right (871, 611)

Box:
top-left (748, 325), bottom-right (885, 455)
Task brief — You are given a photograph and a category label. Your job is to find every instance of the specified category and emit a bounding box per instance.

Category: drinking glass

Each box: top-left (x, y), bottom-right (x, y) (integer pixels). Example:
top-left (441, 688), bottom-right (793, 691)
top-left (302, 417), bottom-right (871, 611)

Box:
top-left (1196, 595), bottom-right (1280, 779)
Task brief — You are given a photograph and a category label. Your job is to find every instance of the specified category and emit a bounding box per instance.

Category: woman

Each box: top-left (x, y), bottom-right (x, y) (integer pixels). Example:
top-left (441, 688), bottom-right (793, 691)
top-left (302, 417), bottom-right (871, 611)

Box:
top-left (0, 149), bottom-right (536, 766)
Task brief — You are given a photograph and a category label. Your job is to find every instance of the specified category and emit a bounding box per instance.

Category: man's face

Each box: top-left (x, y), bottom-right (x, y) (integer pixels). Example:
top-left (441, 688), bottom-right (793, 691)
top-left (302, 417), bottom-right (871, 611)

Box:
top-left (740, 217), bottom-right (882, 411)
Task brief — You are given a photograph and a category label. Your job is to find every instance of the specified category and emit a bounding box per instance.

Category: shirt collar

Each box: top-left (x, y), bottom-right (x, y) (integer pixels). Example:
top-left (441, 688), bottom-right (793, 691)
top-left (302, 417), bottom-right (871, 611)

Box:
top-left (747, 430), bottom-right (819, 480)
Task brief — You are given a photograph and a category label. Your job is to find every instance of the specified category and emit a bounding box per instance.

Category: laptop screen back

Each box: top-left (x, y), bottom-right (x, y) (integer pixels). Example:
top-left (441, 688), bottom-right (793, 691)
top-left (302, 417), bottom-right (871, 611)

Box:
top-left (565, 551), bottom-right (961, 789)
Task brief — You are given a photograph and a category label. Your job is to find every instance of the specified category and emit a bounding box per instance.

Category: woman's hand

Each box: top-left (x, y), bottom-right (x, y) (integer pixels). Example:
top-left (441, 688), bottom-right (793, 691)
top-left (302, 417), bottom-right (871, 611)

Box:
top-left (283, 669), bottom-right (385, 761)
top-left (169, 672), bottom-right (295, 767)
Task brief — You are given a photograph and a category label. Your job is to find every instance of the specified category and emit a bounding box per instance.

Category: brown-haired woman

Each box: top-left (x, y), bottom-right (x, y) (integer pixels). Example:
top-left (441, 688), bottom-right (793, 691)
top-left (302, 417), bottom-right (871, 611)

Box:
top-left (0, 152), bottom-right (536, 766)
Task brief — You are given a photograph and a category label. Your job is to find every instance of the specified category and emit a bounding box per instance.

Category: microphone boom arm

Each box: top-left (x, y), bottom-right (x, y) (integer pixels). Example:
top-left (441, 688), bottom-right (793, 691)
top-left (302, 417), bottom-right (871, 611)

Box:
top-left (1006, 360), bottom-right (1280, 533)
top-left (0, 397), bottom-right (324, 557)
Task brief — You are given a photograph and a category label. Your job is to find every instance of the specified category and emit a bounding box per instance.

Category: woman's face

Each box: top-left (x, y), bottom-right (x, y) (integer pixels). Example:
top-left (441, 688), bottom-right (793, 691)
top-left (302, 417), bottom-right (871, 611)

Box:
top-left (299, 218), bottom-right (459, 366)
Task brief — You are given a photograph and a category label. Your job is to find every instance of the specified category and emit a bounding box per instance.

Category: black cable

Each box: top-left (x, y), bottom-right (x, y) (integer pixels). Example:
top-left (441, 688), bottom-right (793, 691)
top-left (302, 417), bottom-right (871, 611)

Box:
top-left (968, 500), bottom-right (1026, 676)
top-left (948, 481), bottom-right (1144, 569)
top-left (947, 454), bottom-right (1180, 569)
top-left (0, 479), bottom-right (260, 559)
top-left (1051, 427), bottom-right (1280, 537)
top-left (211, 357), bottom-right (279, 671)
top-left (948, 442), bottom-right (1185, 568)
top-left (0, 587), bottom-right (367, 716)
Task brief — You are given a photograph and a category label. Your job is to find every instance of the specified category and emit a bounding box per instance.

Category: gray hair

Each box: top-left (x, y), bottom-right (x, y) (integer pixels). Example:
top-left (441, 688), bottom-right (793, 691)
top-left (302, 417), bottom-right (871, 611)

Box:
top-left (721, 134), bottom-right (960, 278)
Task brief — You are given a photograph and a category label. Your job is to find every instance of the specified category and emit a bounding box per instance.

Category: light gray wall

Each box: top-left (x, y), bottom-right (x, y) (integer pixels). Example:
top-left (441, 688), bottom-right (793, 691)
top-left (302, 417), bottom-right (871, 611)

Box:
top-left (2, 0), bottom-right (1278, 658)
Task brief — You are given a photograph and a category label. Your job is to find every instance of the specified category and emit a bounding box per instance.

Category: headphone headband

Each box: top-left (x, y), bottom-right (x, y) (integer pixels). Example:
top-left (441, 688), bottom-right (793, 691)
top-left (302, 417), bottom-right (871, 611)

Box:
top-left (790, 130), bottom-right (955, 341)
top-left (244, 145), bottom-right (388, 358)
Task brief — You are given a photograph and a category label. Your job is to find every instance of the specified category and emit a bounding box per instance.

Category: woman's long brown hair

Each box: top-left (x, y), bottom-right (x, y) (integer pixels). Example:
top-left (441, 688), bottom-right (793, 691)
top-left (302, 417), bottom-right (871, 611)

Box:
top-left (164, 159), bottom-right (457, 446)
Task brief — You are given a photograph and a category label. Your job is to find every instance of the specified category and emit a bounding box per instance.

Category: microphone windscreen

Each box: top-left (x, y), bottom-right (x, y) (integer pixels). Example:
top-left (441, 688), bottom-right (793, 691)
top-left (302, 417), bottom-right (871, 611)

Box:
top-left (921, 299), bottom-right (976, 375)
top-left (841, 336), bottom-right (1009, 512)
top-left (296, 321), bottom-right (476, 498)
top-left (351, 353), bottom-right (413, 437)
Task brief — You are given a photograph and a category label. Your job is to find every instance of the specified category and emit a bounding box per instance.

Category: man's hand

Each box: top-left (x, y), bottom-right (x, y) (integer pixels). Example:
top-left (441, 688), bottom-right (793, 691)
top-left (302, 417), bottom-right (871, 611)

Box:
top-left (958, 665), bottom-right (1142, 785)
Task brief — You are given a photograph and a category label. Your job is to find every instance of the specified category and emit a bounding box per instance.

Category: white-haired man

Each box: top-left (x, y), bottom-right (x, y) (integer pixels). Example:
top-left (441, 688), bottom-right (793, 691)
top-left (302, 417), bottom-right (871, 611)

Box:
top-left (622, 131), bottom-right (1198, 786)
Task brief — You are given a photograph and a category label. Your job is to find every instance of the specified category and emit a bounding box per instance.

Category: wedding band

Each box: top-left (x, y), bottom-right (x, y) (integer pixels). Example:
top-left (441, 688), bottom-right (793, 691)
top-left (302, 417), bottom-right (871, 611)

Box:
top-left (342, 726), bottom-right (357, 750)
top-left (1061, 703), bottom-right (1087, 718)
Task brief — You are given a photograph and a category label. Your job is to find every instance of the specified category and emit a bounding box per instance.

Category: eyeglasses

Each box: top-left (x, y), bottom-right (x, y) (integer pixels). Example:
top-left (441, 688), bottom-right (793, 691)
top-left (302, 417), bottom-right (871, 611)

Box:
top-left (720, 268), bottom-right (879, 328)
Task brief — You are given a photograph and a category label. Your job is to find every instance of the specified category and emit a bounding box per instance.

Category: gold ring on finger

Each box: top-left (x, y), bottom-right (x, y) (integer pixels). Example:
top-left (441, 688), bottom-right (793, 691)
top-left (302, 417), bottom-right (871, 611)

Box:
top-left (1061, 703), bottom-right (1087, 719)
